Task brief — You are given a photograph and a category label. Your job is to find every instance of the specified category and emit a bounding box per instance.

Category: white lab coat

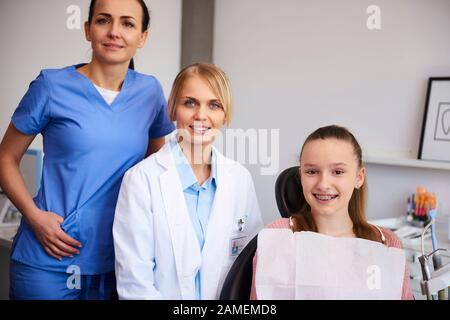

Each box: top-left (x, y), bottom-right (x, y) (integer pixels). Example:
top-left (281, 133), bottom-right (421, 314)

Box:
top-left (113, 141), bottom-right (263, 299)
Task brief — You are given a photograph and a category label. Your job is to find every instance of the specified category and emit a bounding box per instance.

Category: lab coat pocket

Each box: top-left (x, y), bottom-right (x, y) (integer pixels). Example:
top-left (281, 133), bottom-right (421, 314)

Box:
top-left (60, 210), bottom-right (81, 241)
top-left (178, 271), bottom-right (198, 299)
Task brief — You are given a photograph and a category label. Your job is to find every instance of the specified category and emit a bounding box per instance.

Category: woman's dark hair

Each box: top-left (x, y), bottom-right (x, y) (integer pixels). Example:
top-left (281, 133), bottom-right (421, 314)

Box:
top-left (88, 0), bottom-right (150, 70)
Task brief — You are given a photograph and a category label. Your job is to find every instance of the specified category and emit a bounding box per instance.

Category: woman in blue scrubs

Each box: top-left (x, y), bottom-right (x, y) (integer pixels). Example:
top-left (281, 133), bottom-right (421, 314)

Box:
top-left (0, 0), bottom-right (174, 300)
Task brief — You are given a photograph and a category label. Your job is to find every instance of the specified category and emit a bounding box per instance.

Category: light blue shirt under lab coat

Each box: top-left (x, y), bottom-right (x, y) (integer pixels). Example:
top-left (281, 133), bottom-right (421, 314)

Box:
top-left (171, 140), bottom-right (217, 299)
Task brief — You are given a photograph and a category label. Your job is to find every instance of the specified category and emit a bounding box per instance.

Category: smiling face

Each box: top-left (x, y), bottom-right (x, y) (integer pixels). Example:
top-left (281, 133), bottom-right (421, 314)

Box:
top-left (300, 138), bottom-right (365, 219)
top-left (175, 75), bottom-right (226, 146)
top-left (85, 0), bottom-right (148, 66)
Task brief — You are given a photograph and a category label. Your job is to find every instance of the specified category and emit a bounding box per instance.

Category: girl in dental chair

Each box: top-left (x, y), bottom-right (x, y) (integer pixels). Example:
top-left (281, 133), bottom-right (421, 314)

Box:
top-left (251, 125), bottom-right (413, 300)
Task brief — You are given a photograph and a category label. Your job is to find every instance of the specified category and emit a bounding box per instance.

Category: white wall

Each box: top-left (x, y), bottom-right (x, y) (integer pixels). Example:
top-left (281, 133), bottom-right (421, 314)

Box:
top-left (1, 0), bottom-right (449, 230)
top-left (0, 0), bottom-right (181, 149)
top-left (214, 0), bottom-right (450, 226)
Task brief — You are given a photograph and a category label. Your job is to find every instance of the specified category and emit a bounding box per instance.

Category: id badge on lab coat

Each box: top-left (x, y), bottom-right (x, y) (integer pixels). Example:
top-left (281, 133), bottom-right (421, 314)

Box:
top-left (229, 216), bottom-right (248, 258)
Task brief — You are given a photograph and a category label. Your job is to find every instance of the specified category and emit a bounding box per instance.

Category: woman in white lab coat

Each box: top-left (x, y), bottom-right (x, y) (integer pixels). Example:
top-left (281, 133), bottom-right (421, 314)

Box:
top-left (113, 63), bottom-right (263, 299)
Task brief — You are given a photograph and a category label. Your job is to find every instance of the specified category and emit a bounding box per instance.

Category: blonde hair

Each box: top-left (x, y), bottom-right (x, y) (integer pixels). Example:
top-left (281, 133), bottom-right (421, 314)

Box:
top-left (167, 63), bottom-right (233, 124)
top-left (292, 125), bottom-right (383, 243)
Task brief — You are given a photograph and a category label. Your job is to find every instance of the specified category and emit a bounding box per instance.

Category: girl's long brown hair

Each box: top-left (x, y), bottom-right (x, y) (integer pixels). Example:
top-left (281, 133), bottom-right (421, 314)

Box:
top-left (291, 125), bottom-right (383, 243)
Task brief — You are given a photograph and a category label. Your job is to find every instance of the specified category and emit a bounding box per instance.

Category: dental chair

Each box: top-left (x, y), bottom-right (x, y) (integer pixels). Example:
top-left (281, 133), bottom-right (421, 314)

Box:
top-left (219, 166), bottom-right (303, 300)
top-left (219, 234), bottom-right (257, 300)
top-left (274, 166), bottom-right (302, 218)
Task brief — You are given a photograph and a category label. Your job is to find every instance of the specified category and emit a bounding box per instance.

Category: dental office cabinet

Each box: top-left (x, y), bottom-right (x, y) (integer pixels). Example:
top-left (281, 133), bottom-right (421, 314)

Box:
top-left (365, 155), bottom-right (450, 300)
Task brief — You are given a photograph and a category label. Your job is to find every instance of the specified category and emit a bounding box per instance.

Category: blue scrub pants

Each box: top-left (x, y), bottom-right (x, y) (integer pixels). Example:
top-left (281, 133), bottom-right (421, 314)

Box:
top-left (9, 260), bottom-right (117, 300)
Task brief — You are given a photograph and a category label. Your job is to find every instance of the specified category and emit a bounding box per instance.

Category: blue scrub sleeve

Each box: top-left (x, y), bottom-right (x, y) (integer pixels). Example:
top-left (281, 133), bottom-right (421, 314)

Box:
top-left (148, 80), bottom-right (175, 139)
top-left (11, 71), bottom-right (51, 135)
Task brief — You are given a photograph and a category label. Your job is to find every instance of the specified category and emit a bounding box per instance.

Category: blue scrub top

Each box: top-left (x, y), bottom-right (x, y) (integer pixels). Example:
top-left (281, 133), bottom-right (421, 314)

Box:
top-left (10, 64), bottom-right (175, 275)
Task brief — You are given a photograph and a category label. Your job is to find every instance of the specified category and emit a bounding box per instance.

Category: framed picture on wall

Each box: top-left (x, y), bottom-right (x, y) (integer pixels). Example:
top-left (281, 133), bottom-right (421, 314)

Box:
top-left (418, 78), bottom-right (450, 162)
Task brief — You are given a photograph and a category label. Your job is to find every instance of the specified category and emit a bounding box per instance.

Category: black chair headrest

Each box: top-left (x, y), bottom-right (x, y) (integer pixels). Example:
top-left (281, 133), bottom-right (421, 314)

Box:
top-left (274, 166), bottom-right (304, 218)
